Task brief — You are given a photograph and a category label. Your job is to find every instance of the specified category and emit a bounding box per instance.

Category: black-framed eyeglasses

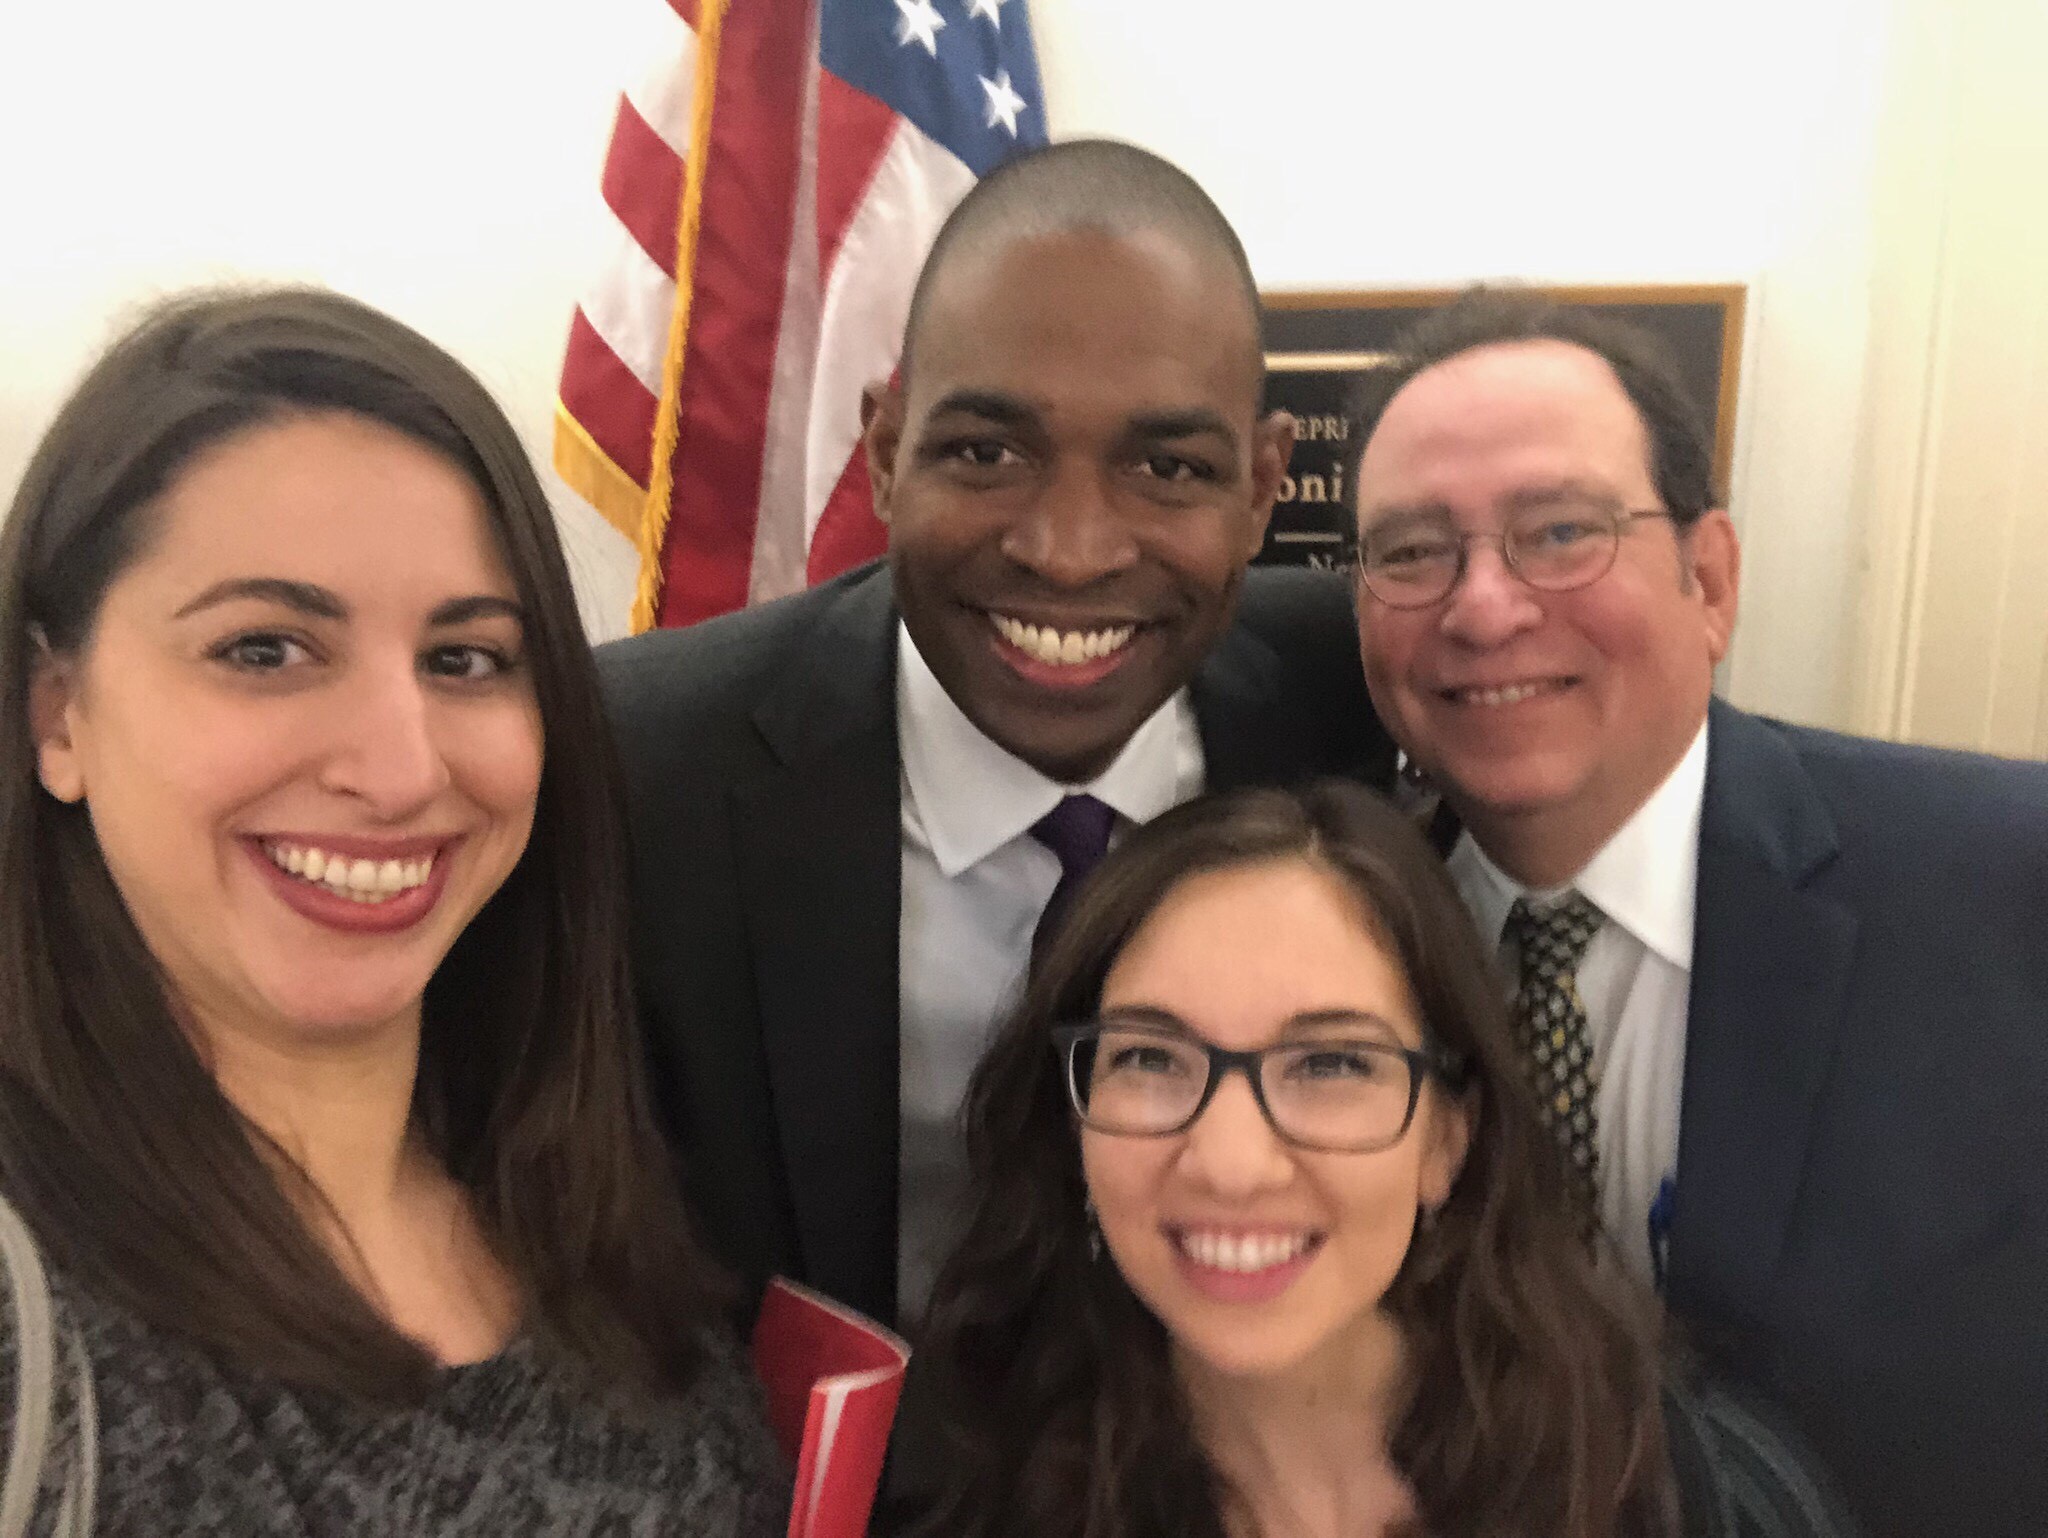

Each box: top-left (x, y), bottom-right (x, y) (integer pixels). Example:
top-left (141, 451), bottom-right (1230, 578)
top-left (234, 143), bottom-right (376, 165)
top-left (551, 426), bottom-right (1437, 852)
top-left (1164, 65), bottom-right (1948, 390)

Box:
top-left (1352, 499), bottom-right (1676, 609)
top-left (1052, 1019), bottom-right (1468, 1154)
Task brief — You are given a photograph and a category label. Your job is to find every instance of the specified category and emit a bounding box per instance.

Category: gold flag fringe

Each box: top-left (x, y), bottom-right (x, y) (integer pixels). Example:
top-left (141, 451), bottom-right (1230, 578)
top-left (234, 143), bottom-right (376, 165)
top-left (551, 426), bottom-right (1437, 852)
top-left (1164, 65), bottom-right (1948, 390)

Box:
top-left (629, 0), bottom-right (730, 634)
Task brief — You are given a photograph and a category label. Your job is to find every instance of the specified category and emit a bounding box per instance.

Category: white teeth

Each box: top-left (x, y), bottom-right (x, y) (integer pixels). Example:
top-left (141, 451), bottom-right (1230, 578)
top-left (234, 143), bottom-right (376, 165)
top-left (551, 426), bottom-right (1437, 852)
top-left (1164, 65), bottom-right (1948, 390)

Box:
top-left (1461, 681), bottom-right (1550, 707)
top-left (990, 613), bottom-right (1137, 667)
top-left (261, 842), bottom-right (434, 903)
top-left (1177, 1230), bottom-right (1313, 1273)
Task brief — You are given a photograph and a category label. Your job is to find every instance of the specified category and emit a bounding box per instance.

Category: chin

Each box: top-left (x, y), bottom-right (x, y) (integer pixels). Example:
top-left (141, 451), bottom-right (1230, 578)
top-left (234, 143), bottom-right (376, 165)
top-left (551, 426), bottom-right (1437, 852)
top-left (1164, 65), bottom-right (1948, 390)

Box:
top-left (1433, 754), bottom-right (1589, 821)
top-left (255, 980), bottom-right (429, 1042)
top-left (1171, 1320), bottom-right (1330, 1384)
top-left (993, 715), bottom-right (1143, 785)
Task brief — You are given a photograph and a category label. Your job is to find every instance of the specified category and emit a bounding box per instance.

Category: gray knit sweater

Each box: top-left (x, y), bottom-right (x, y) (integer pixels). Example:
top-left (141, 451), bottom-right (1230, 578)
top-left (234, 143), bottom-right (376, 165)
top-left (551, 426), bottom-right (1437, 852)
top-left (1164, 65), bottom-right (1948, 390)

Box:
top-left (9, 1275), bottom-right (790, 1536)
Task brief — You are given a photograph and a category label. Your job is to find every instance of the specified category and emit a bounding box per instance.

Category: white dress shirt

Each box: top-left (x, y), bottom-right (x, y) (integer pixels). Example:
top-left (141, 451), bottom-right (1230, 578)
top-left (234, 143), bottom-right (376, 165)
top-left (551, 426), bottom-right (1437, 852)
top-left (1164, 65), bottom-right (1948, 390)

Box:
top-left (1448, 721), bottom-right (1708, 1285)
top-left (894, 623), bottom-right (1204, 1319)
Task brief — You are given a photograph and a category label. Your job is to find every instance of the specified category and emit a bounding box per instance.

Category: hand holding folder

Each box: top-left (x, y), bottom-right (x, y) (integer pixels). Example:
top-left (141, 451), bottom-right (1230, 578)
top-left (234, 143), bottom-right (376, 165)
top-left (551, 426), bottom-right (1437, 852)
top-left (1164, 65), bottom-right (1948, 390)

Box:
top-left (751, 1277), bottom-right (910, 1538)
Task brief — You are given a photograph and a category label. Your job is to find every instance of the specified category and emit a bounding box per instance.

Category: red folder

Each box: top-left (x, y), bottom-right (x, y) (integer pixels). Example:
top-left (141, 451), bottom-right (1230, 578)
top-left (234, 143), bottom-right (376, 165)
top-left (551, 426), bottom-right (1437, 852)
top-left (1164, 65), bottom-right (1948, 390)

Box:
top-left (751, 1277), bottom-right (911, 1538)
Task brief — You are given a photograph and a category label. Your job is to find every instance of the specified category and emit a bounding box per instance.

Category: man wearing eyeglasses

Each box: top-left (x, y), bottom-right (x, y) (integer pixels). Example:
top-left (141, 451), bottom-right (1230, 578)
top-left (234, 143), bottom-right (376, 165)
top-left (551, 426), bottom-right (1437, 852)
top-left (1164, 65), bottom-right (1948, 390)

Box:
top-left (1346, 287), bottom-right (2048, 1538)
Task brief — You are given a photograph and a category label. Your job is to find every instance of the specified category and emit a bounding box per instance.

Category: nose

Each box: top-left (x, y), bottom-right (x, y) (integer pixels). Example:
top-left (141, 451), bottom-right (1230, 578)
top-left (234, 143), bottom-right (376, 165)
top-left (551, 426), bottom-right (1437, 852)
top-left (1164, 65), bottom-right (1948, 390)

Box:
top-left (314, 653), bottom-right (451, 818)
top-left (1176, 1071), bottom-right (1296, 1199)
top-left (997, 459), bottom-right (1140, 588)
top-left (1436, 539), bottom-right (1545, 650)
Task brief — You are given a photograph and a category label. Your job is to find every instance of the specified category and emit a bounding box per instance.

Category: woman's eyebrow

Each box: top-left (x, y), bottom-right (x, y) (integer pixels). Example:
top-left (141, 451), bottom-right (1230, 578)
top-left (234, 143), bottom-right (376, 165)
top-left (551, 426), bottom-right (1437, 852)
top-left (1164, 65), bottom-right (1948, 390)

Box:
top-left (1095, 1006), bottom-right (1410, 1043)
top-left (1095, 1004), bottom-right (1192, 1033)
top-left (428, 595), bottom-right (526, 628)
top-left (171, 580), bottom-right (525, 631)
top-left (172, 576), bottom-right (345, 621)
top-left (1277, 1009), bottom-right (1404, 1039)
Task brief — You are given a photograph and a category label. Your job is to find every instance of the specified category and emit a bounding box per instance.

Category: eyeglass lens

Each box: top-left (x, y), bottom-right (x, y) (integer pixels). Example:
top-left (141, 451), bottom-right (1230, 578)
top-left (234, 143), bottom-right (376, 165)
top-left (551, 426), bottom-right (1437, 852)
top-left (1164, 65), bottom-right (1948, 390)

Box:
top-left (1358, 499), bottom-right (1627, 605)
top-left (1069, 1025), bottom-right (1420, 1151)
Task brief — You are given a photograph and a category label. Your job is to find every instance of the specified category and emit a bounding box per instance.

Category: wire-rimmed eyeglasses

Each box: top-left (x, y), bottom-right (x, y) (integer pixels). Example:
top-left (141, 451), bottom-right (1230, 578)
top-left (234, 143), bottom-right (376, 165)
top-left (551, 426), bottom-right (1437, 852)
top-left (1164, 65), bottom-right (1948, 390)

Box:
top-left (1052, 1018), bottom-right (1467, 1155)
top-left (1353, 499), bottom-right (1676, 609)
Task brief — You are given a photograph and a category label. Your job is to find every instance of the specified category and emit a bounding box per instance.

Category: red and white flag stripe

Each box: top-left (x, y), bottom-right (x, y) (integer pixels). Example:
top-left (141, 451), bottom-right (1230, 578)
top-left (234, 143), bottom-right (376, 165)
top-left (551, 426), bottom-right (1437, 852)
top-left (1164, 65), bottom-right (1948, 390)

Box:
top-left (555, 0), bottom-right (980, 631)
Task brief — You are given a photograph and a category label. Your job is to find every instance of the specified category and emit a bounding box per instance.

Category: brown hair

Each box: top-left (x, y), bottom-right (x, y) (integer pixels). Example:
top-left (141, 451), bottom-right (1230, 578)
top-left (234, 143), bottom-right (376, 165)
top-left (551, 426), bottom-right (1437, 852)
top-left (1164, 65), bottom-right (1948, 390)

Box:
top-left (911, 781), bottom-right (1675, 1538)
top-left (0, 287), bottom-right (718, 1401)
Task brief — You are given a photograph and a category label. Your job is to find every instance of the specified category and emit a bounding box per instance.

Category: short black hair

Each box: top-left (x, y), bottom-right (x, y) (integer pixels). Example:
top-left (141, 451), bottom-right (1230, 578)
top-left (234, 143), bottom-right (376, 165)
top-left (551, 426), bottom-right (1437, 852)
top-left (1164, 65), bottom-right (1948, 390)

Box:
top-left (1349, 287), bottom-right (1720, 527)
top-left (901, 137), bottom-right (1264, 390)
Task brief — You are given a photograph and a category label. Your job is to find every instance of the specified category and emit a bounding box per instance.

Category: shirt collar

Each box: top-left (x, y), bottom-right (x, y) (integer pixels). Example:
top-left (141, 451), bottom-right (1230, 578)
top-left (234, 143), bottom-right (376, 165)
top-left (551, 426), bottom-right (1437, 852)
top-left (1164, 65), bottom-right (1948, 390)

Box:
top-left (1449, 720), bottom-right (1708, 969)
top-left (896, 622), bottom-right (1194, 877)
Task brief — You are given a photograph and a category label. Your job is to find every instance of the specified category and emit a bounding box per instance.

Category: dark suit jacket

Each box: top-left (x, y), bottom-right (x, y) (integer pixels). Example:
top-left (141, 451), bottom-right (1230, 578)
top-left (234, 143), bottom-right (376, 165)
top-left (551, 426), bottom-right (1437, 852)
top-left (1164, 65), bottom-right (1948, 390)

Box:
top-left (597, 560), bottom-right (1394, 1325)
top-left (1668, 698), bottom-right (2048, 1538)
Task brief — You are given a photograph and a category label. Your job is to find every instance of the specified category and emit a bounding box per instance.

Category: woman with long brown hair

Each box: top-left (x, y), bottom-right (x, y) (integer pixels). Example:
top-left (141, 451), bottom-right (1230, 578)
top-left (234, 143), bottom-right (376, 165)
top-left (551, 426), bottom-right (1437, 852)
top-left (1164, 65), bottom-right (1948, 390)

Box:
top-left (0, 288), bottom-right (783, 1533)
top-left (906, 780), bottom-right (1852, 1538)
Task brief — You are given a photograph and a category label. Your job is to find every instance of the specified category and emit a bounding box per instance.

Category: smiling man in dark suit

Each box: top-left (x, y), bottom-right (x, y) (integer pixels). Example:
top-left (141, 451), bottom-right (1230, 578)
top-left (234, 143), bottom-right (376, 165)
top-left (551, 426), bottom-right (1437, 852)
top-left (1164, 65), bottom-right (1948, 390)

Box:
top-left (598, 140), bottom-right (1393, 1330)
top-left (1348, 288), bottom-right (2048, 1538)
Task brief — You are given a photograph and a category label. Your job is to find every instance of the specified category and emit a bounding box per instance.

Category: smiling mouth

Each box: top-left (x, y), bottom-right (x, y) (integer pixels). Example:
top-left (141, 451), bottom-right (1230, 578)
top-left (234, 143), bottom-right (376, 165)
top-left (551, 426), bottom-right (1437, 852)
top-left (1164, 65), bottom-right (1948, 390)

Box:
top-left (1170, 1228), bottom-right (1324, 1273)
top-left (1441, 679), bottom-right (1572, 707)
top-left (987, 612), bottom-right (1138, 668)
top-left (259, 840), bottom-right (437, 905)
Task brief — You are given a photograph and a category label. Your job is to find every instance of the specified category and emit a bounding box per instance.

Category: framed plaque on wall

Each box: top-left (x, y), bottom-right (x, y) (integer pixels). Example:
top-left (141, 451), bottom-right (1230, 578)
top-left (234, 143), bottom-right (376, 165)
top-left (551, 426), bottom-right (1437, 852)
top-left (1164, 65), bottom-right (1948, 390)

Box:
top-left (1256, 284), bottom-right (1747, 569)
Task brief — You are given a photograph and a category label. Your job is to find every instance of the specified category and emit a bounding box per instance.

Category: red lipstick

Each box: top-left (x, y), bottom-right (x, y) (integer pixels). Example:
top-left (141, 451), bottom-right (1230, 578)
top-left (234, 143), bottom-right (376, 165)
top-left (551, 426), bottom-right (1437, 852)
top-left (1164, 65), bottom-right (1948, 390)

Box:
top-left (242, 837), bottom-right (456, 936)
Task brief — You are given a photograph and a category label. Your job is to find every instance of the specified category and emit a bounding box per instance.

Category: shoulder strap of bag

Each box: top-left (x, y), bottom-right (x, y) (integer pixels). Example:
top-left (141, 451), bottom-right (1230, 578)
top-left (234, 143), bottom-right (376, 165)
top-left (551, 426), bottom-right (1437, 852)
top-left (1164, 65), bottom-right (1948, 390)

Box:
top-left (0, 1188), bottom-right (60, 1538)
top-left (52, 1317), bottom-right (95, 1538)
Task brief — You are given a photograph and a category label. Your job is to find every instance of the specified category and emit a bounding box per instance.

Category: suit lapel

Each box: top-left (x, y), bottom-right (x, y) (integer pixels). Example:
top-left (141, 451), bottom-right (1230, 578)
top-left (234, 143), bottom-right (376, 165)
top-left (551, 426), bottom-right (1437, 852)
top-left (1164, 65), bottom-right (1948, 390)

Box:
top-left (729, 570), bottom-right (902, 1319)
top-left (1668, 701), bottom-right (1858, 1332)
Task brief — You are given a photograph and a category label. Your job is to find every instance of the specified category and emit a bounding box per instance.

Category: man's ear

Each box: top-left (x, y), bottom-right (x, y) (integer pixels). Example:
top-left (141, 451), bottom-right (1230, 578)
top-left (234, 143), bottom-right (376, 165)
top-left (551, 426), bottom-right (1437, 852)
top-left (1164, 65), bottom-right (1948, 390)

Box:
top-left (27, 638), bottom-right (87, 804)
top-left (1684, 509), bottom-right (1742, 665)
top-left (1242, 409), bottom-right (1298, 559)
top-left (860, 381), bottom-right (906, 527)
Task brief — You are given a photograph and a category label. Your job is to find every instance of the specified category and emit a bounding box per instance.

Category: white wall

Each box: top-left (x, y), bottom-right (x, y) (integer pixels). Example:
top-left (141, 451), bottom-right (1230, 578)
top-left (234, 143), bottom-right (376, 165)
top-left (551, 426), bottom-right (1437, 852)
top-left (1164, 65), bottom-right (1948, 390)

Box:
top-left (0, 0), bottom-right (659, 635)
top-left (1, 0), bottom-right (1897, 727)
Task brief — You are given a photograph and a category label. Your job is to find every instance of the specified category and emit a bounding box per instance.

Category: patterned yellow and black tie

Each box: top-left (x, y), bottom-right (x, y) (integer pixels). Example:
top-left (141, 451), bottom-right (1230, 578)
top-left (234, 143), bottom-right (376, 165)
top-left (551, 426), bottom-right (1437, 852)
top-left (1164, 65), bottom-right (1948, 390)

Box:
top-left (1506, 893), bottom-right (1605, 1221)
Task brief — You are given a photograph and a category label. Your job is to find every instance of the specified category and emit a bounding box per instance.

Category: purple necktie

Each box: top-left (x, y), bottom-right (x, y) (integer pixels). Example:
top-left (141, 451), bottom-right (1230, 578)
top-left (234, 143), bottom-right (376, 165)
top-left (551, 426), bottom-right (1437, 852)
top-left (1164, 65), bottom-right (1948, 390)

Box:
top-left (1029, 794), bottom-right (1117, 955)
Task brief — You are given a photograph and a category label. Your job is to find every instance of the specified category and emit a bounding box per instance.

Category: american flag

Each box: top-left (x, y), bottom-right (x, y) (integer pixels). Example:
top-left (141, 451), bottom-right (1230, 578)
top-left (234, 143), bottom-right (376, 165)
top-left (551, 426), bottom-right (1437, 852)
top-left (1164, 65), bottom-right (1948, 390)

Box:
top-left (555, 0), bottom-right (1048, 631)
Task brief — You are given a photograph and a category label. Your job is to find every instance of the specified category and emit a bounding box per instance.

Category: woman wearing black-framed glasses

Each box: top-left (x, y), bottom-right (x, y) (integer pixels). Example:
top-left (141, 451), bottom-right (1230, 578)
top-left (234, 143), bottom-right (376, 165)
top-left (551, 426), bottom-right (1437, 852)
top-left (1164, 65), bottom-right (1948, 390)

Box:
top-left (899, 781), bottom-right (1856, 1538)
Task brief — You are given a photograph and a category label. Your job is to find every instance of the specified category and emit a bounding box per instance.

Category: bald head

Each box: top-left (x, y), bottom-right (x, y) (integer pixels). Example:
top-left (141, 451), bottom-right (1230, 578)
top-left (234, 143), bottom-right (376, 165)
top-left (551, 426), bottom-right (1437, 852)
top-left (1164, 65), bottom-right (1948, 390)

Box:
top-left (901, 139), bottom-right (1265, 390)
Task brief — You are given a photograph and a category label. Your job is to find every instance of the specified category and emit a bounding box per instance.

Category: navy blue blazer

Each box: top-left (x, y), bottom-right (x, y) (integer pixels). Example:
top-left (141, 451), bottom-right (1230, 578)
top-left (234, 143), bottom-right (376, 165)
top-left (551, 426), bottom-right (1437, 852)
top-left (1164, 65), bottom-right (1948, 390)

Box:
top-left (1669, 699), bottom-right (2048, 1538)
top-left (596, 561), bottom-right (1395, 1327)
